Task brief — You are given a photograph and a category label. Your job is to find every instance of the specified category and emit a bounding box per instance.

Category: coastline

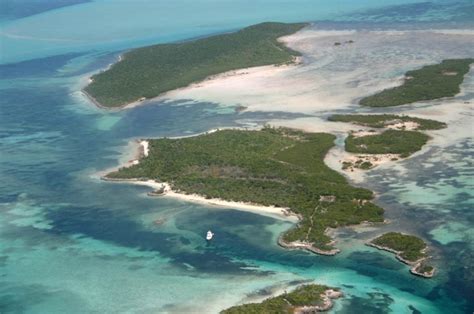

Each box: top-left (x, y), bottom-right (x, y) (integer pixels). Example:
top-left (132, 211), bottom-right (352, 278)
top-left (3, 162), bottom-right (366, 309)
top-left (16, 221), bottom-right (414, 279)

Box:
top-left (223, 285), bottom-right (343, 313)
top-left (4, 2), bottom-right (474, 312)
top-left (80, 53), bottom-right (135, 110)
top-left (101, 177), bottom-right (299, 222)
top-left (82, 88), bottom-right (108, 109)
top-left (100, 177), bottom-right (348, 255)
top-left (82, 48), bottom-right (303, 110)
top-left (82, 88), bottom-right (146, 111)
top-left (98, 128), bottom-right (380, 256)
top-left (366, 241), bottom-right (435, 278)
top-left (277, 236), bottom-right (340, 256)
top-left (294, 288), bottom-right (343, 313)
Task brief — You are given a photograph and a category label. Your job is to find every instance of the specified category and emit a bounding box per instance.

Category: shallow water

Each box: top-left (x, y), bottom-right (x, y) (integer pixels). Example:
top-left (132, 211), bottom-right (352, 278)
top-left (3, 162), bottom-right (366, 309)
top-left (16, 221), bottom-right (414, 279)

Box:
top-left (1, 1), bottom-right (473, 313)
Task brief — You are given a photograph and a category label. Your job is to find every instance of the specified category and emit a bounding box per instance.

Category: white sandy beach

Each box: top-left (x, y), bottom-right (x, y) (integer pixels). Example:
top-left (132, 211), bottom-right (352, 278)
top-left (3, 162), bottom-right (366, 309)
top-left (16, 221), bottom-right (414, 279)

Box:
top-left (97, 26), bottom-right (473, 223)
top-left (140, 140), bottom-right (149, 157)
top-left (130, 180), bottom-right (298, 222)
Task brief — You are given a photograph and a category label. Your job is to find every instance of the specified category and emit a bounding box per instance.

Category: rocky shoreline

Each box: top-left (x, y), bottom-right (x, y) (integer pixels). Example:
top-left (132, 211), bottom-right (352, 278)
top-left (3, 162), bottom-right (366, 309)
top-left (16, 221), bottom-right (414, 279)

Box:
top-left (278, 236), bottom-right (340, 256)
top-left (102, 175), bottom-right (342, 256)
top-left (101, 133), bottom-right (388, 257)
top-left (366, 242), bottom-right (435, 278)
top-left (221, 285), bottom-right (343, 313)
top-left (293, 289), bottom-right (343, 313)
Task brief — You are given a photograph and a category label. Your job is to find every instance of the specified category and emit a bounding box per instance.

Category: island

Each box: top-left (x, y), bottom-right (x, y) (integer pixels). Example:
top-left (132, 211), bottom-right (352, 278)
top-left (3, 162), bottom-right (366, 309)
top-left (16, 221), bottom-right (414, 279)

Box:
top-left (329, 114), bottom-right (446, 171)
top-left (345, 130), bottom-right (430, 158)
top-left (359, 58), bottom-right (474, 107)
top-left (367, 232), bottom-right (435, 278)
top-left (84, 22), bottom-right (307, 108)
top-left (328, 114), bottom-right (447, 130)
top-left (104, 127), bottom-right (384, 254)
top-left (339, 130), bottom-right (429, 170)
top-left (221, 284), bottom-right (342, 313)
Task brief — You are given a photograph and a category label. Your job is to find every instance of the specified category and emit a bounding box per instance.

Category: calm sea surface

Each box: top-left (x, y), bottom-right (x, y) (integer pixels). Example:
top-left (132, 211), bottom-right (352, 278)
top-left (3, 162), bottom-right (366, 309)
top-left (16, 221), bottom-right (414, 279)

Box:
top-left (1, 1), bottom-right (473, 313)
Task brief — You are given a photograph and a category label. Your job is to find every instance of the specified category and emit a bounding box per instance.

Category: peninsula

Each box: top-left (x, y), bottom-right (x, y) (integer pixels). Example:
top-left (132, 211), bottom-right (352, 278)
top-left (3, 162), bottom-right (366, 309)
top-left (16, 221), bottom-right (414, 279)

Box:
top-left (367, 232), bottom-right (435, 278)
top-left (359, 58), bottom-right (473, 107)
top-left (84, 22), bottom-right (307, 108)
top-left (105, 127), bottom-right (384, 254)
top-left (221, 284), bottom-right (342, 313)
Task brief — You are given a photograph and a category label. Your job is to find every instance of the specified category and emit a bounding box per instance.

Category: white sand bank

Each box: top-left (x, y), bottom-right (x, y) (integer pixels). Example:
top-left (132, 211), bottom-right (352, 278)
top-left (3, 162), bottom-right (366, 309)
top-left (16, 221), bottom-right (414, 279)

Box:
top-left (157, 28), bottom-right (473, 114)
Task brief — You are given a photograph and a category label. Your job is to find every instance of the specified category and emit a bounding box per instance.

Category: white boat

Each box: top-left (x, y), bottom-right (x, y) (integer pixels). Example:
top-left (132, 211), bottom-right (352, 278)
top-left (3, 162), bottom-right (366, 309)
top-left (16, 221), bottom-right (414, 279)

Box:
top-left (206, 230), bottom-right (214, 241)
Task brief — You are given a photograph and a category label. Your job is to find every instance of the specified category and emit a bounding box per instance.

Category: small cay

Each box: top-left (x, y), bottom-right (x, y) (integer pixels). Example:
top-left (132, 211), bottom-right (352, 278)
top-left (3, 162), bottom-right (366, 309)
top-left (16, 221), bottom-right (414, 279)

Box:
top-left (328, 114), bottom-right (447, 171)
top-left (367, 232), bottom-right (435, 278)
top-left (221, 284), bottom-right (342, 313)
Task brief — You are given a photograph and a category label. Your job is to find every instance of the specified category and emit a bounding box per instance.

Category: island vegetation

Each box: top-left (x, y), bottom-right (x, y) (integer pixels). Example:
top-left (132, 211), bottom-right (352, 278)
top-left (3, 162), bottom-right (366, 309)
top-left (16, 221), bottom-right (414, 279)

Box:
top-left (106, 127), bottom-right (384, 253)
top-left (370, 232), bottom-right (426, 261)
top-left (368, 232), bottom-right (435, 278)
top-left (221, 284), bottom-right (342, 313)
top-left (84, 22), bottom-right (307, 108)
top-left (331, 114), bottom-right (443, 171)
top-left (328, 114), bottom-right (447, 130)
top-left (345, 129), bottom-right (430, 157)
top-left (359, 58), bottom-right (474, 107)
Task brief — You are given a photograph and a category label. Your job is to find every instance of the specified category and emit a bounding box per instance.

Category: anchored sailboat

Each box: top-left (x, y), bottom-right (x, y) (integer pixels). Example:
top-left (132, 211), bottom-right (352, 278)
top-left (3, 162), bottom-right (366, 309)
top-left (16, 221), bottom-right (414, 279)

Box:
top-left (206, 230), bottom-right (214, 241)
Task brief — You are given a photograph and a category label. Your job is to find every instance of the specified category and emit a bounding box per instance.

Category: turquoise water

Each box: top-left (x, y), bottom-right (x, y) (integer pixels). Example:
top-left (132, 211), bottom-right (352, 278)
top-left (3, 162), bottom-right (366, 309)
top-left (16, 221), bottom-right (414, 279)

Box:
top-left (1, 1), bottom-right (473, 313)
top-left (0, 0), bottom-right (451, 63)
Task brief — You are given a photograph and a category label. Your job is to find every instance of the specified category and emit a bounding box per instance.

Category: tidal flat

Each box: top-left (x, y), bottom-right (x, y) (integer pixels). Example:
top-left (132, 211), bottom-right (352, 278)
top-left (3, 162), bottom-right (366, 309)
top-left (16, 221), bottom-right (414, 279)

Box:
top-left (1, 1), bottom-right (473, 313)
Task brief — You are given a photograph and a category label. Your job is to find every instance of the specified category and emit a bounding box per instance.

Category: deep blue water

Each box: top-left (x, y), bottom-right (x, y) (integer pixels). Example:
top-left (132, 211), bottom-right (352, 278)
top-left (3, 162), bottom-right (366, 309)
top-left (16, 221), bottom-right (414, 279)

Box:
top-left (1, 1), bottom-right (473, 313)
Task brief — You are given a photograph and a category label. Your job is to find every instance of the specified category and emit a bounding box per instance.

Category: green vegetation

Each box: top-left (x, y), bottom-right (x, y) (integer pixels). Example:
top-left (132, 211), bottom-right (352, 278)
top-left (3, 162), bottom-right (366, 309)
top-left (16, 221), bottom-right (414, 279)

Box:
top-left (107, 127), bottom-right (384, 251)
top-left (341, 160), bottom-right (373, 171)
top-left (371, 232), bottom-right (427, 262)
top-left (417, 264), bottom-right (434, 274)
top-left (85, 22), bottom-right (307, 107)
top-left (221, 284), bottom-right (333, 314)
top-left (328, 114), bottom-right (447, 130)
top-left (345, 130), bottom-right (430, 157)
top-left (359, 58), bottom-right (474, 107)
top-left (359, 161), bottom-right (373, 170)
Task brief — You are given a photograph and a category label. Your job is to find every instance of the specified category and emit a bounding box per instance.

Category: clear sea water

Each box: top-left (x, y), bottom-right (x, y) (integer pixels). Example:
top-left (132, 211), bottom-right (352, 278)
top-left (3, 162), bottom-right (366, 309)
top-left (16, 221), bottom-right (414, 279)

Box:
top-left (0, 1), bottom-right (473, 313)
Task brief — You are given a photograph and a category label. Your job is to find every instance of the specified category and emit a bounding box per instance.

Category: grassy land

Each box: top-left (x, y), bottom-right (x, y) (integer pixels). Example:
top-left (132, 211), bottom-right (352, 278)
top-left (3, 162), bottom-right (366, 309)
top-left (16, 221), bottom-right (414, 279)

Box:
top-left (328, 114), bottom-right (447, 130)
top-left (221, 284), bottom-right (333, 314)
top-left (345, 129), bottom-right (430, 157)
top-left (359, 58), bottom-right (474, 107)
top-left (84, 22), bottom-right (307, 107)
top-left (370, 232), bottom-right (427, 262)
top-left (107, 127), bottom-right (384, 251)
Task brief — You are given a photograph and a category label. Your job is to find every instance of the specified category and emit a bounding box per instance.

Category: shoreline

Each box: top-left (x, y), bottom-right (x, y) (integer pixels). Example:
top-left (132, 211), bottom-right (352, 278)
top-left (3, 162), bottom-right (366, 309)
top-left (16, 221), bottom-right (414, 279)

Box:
top-left (82, 48), bottom-right (303, 110)
top-left (224, 285), bottom-right (343, 313)
top-left (366, 241), bottom-right (435, 278)
top-left (101, 177), bottom-right (299, 222)
top-left (277, 236), bottom-right (340, 256)
top-left (81, 88), bottom-right (145, 111)
top-left (294, 288), bottom-right (343, 313)
top-left (99, 122), bottom-right (449, 261)
top-left (102, 175), bottom-right (349, 255)
top-left (99, 128), bottom-right (372, 256)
